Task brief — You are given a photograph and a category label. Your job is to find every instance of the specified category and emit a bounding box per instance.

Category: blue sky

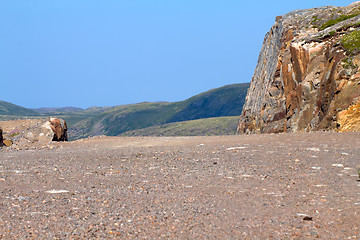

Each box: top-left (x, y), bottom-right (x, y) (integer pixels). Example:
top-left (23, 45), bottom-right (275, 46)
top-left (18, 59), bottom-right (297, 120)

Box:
top-left (0, 0), bottom-right (356, 108)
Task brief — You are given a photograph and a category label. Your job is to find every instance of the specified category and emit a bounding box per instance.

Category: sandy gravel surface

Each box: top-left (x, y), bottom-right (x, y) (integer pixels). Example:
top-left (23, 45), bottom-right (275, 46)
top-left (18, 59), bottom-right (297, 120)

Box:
top-left (1, 132), bottom-right (360, 239)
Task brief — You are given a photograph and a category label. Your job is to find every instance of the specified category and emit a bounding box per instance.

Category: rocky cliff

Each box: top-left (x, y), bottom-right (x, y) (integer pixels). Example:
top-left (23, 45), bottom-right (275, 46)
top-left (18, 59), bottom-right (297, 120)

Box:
top-left (238, 2), bottom-right (360, 134)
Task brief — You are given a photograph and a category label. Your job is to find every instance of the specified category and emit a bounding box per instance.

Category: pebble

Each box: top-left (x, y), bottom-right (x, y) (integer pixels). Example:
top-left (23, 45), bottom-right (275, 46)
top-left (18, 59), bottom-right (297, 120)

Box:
top-left (45, 190), bottom-right (70, 194)
top-left (306, 148), bottom-right (321, 151)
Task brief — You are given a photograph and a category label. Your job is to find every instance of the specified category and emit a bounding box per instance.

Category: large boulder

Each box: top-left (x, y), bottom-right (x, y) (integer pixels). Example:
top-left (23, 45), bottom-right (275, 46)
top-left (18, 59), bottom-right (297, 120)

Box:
top-left (49, 118), bottom-right (68, 141)
top-left (35, 118), bottom-right (68, 142)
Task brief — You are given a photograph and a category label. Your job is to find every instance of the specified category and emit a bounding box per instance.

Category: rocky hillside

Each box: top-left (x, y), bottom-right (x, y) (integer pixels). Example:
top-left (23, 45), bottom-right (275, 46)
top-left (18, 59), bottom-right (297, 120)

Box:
top-left (238, 2), bottom-right (360, 134)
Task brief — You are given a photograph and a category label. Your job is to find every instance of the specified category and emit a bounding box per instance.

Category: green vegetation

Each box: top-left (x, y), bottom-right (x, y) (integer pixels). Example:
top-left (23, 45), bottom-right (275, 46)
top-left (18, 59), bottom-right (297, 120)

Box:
top-left (341, 30), bottom-right (360, 53)
top-left (168, 83), bottom-right (249, 122)
top-left (8, 129), bottom-right (20, 137)
top-left (319, 13), bottom-right (360, 30)
top-left (340, 30), bottom-right (360, 70)
top-left (73, 102), bottom-right (179, 139)
top-left (342, 56), bottom-right (358, 69)
top-left (120, 116), bottom-right (240, 137)
top-left (311, 15), bottom-right (319, 24)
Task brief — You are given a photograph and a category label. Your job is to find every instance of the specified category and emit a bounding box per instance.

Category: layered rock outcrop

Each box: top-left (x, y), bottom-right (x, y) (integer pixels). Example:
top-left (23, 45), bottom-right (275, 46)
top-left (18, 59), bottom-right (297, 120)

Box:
top-left (238, 2), bottom-right (360, 134)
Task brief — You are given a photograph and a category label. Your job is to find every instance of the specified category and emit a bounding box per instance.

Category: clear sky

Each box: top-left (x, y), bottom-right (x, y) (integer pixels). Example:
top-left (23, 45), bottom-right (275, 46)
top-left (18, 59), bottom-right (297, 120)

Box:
top-left (0, 0), bottom-right (356, 108)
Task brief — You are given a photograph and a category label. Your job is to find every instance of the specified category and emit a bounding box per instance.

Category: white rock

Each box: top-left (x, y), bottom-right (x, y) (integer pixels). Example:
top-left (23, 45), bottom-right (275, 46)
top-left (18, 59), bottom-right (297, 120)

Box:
top-left (45, 190), bottom-right (69, 194)
top-left (226, 147), bottom-right (247, 150)
top-left (332, 164), bottom-right (344, 167)
top-left (311, 167), bottom-right (321, 170)
top-left (26, 132), bottom-right (34, 138)
top-left (306, 148), bottom-right (320, 151)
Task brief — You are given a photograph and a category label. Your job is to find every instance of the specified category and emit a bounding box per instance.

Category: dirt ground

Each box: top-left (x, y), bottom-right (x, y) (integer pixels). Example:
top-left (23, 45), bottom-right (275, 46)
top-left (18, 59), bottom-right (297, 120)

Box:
top-left (0, 132), bottom-right (360, 239)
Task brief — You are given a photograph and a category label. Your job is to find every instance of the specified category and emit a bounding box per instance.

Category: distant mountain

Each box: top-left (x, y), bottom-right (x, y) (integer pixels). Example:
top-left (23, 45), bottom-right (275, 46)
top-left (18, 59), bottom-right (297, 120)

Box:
top-left (33, 107), bottom-right (84, 114)
top-left (0, 100), bottom-right (38, 117)
top-left (70, 83), bottom-right (250, 139)
top-left (120, 116), bottom-right (239, 137)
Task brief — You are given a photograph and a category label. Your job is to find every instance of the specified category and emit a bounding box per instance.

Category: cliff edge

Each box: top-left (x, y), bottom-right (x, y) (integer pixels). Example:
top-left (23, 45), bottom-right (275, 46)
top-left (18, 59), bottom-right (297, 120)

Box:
top-left (238, 2), bottom-right (360, 134)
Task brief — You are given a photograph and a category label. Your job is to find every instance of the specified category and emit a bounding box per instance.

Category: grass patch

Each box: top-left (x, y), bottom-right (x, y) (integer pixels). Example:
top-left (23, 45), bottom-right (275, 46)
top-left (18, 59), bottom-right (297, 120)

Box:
top-left (8, 129), bottom-right (20, 137)
top-left (311, 15), bottom-right (319, 24)
top-left (341, 30), bottom-right (360, 53)
top-left (342, 57), bottom-right (358, 69)
top-left (329, 31), bottom-right (336, 37)
top-left (319, 13), bottom-right (360, 30)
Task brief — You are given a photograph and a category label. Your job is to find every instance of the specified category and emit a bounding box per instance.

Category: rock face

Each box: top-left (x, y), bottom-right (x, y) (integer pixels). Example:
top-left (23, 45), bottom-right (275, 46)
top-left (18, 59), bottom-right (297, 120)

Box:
top-left (238, 2), bottom-right (360, 134)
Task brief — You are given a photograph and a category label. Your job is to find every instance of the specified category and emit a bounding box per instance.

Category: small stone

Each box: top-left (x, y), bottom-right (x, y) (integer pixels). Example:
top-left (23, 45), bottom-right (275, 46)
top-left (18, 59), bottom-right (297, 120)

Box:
top-left (312, 167), bottom-right (321, 170)
top-left (3, 139), bottom-right (13, 147)
top-left (26, 132), bottom-right (34, 138)
top-left (303, 216), bottom-right (313, 221)
top-left (18, 196), bottom-right (30, 201)
top-left (306, 148), bottom-right (320, 152)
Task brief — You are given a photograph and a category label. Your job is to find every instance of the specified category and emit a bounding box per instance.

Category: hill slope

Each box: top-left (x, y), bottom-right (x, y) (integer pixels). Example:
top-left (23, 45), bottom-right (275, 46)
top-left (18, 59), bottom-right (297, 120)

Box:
top-left (0, 100), bottom-right (38, 118)
top-left (168, 83), bottom-right (249, 122)
top-left (120, 116), bottom-right (239, 137)
top-left (70, 83), bottom-right (249, 139)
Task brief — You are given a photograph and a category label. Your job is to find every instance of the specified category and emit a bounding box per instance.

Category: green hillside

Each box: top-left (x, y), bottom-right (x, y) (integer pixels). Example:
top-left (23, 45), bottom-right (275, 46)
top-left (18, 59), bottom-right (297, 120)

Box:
top-left (69, 102), bottom-right (177, 139)
top-left (70, 83), bottom-right (249, 139)
top-left (120, 116), bottom-right (239, 137)
top-left (169, 83), bottom-right (249, 122)
top-left (0, 100), bottom-right (38, 118)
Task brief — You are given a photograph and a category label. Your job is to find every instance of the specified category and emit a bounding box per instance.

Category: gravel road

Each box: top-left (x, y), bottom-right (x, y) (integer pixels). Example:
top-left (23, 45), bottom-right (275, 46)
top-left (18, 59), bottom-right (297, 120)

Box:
top-left (1, 132), bottom-right (360, 239)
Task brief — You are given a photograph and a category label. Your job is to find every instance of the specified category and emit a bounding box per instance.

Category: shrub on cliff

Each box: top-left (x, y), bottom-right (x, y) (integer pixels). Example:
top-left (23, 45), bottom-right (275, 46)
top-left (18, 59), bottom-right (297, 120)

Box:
top-left (341, 30), bottom-right (360, 53)
top-left (319, 13), bottom-right (360, 30)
